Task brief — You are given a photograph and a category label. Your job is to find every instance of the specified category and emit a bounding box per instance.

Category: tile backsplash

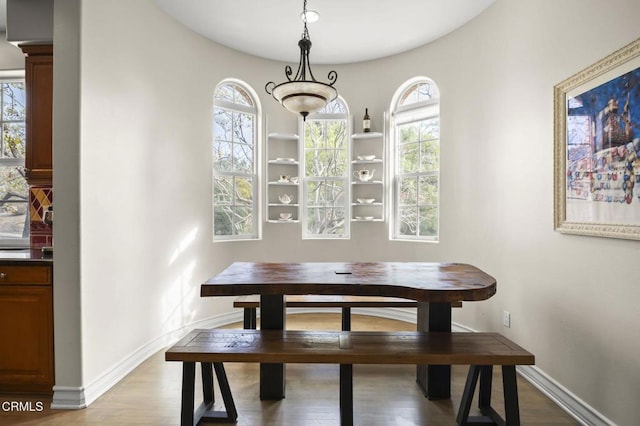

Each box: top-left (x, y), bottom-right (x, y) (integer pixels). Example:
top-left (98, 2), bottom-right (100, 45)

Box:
top-left (29, 186), bottom-right (53, 248)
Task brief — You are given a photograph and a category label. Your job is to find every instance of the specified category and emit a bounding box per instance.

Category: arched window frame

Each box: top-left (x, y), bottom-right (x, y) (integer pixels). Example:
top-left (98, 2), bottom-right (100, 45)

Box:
top-left (212, 79), bottom-right (262, 241)
top-left (389, 77), bottom-right (440, 241)
top-left (301, 96), bottom-right (351, 239)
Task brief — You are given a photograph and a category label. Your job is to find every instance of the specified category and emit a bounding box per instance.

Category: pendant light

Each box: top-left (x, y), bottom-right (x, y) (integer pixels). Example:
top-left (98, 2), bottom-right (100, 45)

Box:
top-left (265, 0), bottom-right (338, 120)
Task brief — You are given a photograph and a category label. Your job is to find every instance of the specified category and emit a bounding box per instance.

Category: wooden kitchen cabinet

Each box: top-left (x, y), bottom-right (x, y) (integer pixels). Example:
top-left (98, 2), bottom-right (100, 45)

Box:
top-left (0, 263), bottom-right (54, 395)
top-left (20, 44), bottom-right (53, 185)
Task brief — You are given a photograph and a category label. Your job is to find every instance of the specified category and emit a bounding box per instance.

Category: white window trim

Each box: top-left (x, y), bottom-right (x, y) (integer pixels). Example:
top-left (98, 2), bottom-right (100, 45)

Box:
top-left (389, 77), bottom-right (440, 242)
top-left (212, 79), bottom-right (262, 242)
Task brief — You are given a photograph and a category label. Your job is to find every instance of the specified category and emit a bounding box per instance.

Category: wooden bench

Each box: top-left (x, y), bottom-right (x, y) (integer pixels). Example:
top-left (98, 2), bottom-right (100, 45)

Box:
top-left (234, 295), bottom-right (463, 330)
top-left (166, 329), bottom-right (534, 426)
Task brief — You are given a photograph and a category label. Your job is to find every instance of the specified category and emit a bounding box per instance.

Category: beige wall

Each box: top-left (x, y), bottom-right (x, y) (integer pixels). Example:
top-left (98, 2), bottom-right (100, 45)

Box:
top-left (0, 32), bottom-right (24, 70)
top-left (53, 0), bottom-right (640, 423)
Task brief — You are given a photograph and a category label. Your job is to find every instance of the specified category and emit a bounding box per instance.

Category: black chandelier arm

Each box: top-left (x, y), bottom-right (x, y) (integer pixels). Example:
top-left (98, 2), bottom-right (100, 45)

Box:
top-left (286, 63), bottom-right (297, 82)
top-left (294, 37), bottom-right (312, 82)
top-left (265, 81), bottom-right (276, 95)
top-left (327, 70), bottom-right (338, 86)
top-left (303, 62), bottom-right (315, 82)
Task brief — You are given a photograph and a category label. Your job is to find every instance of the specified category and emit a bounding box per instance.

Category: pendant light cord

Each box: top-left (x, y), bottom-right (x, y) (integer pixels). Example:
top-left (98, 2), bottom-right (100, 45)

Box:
top-left (302, 0), bottom-right (310, 40)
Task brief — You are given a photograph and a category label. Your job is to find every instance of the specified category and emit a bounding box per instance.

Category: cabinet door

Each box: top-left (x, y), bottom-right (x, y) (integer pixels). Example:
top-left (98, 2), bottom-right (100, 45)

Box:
top-left (21, 44), bottom-right (53, 185)
top-left (0, 286), bottom-right (54, 394)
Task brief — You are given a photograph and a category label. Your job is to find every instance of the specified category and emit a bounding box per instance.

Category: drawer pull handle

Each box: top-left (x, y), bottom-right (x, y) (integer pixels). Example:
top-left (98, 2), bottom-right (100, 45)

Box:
top-left (0, 272), bottom-right (6, 279)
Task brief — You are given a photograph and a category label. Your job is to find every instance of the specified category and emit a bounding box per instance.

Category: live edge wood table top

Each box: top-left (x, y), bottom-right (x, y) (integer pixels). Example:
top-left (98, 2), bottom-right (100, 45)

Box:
top-left (200, 262), bottom-right (496, 302)
top-left (200, 261), bottom-right (497, 401)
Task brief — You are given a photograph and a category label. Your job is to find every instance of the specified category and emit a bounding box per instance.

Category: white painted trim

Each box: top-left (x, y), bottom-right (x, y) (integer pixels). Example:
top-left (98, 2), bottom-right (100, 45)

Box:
top-left (53, 306), bottom-right (615, 426)
top-left (516, 365), bottom-right (614, 426)
top-left (51, 310), bottom-right (243, 410)
top-left (51, 386), bottom-right (86, 409)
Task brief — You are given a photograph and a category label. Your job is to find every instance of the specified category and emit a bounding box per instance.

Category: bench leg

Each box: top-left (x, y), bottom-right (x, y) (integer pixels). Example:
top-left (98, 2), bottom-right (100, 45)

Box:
top-left (456, 365), bottom-right (521, 426)
top-left (214, 362), bottom-right (238, 422)
top-left (478, 365), bottom-right (493, 410)
top-left (501, 366), bottom-right (520, 426)
top-left (181, 362), bottom-right (196, 426)
top-left (243, 307), bottom-right (257, 329)
top-left (340, 364), bottom-right (353, 426)
top-left (201, 362), bottom-right (214, 405)
top-left (456, 365), bottom-right (481, 424)
top-left (179, 362), bottom-right (238, 425)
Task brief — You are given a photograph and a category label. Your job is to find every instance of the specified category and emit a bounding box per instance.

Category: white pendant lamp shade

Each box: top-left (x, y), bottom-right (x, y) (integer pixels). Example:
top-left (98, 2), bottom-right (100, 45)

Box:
top-left (270, 80), bottom-right (338, 119)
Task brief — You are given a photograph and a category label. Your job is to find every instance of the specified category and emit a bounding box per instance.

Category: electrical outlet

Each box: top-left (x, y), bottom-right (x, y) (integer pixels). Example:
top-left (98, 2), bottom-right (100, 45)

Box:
top-left (503, 311), bottom-right (511, 328)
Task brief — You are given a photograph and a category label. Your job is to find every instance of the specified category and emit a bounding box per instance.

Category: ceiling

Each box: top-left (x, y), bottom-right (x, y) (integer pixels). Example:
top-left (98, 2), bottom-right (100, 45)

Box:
top-left (154, 0), bottom-right (495, 64)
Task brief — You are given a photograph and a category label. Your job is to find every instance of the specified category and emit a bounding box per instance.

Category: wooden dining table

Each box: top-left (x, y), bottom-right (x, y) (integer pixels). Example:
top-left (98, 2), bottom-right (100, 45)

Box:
top-left (201, 261), bottom-right (496, 400)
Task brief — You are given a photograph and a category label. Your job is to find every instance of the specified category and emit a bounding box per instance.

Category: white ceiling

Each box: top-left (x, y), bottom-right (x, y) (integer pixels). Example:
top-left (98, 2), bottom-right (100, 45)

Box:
top-left (154, 0), bottom-right (495, 64)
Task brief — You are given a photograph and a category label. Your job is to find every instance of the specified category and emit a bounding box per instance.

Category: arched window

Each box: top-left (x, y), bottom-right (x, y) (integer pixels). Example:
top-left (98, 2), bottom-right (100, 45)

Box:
top-left (390, 78), bottom-right (440, 241)
top-left (213, 80), bottom-right (261, 240)
top-left (302, 97), bottom-right (350, 238)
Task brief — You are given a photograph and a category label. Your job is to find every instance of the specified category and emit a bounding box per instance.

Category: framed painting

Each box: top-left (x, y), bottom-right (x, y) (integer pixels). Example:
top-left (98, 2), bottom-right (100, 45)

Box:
top-left (554, 37), bottom-right (640, 240)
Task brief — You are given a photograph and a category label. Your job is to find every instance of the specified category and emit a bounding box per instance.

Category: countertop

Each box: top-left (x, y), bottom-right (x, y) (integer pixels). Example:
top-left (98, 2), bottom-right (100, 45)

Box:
top-left (0, 249), bottom-right (53, 265)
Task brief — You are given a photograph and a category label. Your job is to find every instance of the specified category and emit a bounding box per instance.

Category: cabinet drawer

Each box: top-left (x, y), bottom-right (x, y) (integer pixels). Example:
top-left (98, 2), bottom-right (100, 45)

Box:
top-left (0, 265), bottom-right (52, 285)
top-left (0, 285), bottom-right (54, 394)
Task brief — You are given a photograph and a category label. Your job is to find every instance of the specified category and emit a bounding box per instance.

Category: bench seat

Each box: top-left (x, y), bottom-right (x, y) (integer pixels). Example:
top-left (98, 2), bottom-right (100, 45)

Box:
top-left (166, 329), bottom-right (534, 426)
top-left (233, 295), bottom-right (463, 330)
top-left (167, 329), bottom-right (531, 365)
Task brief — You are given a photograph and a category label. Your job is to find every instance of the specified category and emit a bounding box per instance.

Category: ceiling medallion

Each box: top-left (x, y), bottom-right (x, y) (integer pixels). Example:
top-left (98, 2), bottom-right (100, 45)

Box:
top-left (265, 0), bottom-right (338, 120)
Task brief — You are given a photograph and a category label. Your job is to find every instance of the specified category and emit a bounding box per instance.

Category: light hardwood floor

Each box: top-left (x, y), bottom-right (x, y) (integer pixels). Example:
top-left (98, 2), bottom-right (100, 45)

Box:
top-left (0, 313), bottom-right (578, 425)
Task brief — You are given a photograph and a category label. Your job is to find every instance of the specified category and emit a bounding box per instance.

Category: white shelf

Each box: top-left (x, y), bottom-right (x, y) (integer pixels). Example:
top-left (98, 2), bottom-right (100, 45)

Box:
top-left (352, 116), bottom-right (385, 223)
top-left (352, 159), bottom-right (382, 164)
top-left (268, 133), bottom-right (299, 140)
top-left (352, 180), bottom-right (383, 185)
top-left (269, 181), bottom-right (299, 186)
top-left (352, 132), bottom-right (383, 139)
top-left (266, 126), bottom-right (301, 224)
top-left (268, 159), bottom-right (299, 165)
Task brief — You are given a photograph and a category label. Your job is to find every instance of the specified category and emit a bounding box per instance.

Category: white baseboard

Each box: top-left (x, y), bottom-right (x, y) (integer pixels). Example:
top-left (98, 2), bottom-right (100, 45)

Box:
top-left (51, 310), bottom-right (243, 410)
top-left (516, 365), bottom-right (614, 426)
top-left (52, 307), bottom-right (615, 426)
top-left (50, 386), bottom-right (86, 409)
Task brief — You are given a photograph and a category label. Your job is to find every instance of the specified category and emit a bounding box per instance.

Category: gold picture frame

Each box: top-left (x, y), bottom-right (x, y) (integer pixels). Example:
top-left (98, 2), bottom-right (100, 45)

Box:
top-left (554, 37), bottom-right (640, 240)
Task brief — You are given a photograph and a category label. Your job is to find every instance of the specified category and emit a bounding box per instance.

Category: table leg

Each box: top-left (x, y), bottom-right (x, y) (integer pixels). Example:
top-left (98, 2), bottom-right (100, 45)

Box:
top-left (243, 307), bottom-right (257, 329)
top-left (416, 302), bottom-right (451, 399)
top-left (259, 294), bottom-right (286, 400)
top-left (341, 307), bottom-right (351, 331)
